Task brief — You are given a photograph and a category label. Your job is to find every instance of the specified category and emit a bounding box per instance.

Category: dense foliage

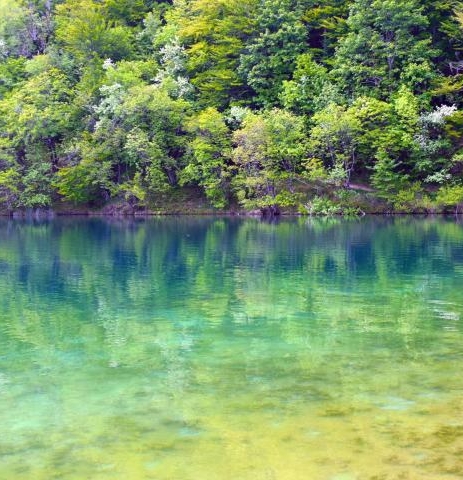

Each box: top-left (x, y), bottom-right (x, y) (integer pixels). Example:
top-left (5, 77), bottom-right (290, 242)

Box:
top-left (1, 0), bottom-right (463, 213)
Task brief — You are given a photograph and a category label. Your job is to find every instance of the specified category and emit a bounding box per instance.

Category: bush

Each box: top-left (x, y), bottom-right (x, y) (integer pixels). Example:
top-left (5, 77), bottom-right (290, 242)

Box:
top-left (304, 195), bottom-right (362, 216)
top-left (435, 185), bottom-right (463, 213)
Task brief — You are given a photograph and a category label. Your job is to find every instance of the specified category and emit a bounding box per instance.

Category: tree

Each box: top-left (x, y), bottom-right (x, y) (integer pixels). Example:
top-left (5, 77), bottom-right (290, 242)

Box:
top-left (120, 84), bottom-right (190, 190)
top-left (103, 0), bottom-right (152, 26)
top-left (170, 0), bottom-right (259, 106)
top-left (0, 0), bottom-right (55, 58)
top-left (414, 104), bottom-right (457, 182)
top-left (0, 167), bottom-right (20, 210)
top-left (0, 67), bottom-right (74, 167)
top-left (55, 0), bottom-right (134, 62)
top-left (181, 107), bottom-right (231, 208)
top-left (280, 53), bottom-right (335, 116)
top-left (301, 0), bottom-right (350, 57)
top-left (54, 140), bottom-right (114, 204)
top-left (238, 0), bottom-right (308, 106)
top-left (0, 66), bottom-right (77, 206)
top-left (370, 148), bottom-right (409, 202)
top-left (435, 184), bottom-right (463, 213)
top-left (332, 0), bottom-right (435, 99)
top-left (308, 103), bottom-right (361, 186)
top-left (232, 109), bottom-right (307, 212)
top-left (0, 57), bottom-right (27, 98)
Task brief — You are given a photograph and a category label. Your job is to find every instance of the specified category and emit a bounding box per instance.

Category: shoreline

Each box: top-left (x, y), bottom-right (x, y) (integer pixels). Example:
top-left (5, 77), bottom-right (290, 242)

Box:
top-left (0, 209), bottom-right (461, 218)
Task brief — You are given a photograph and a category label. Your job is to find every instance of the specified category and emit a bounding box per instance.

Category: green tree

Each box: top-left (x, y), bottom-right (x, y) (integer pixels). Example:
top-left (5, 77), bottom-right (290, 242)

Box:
top-left (120, 84), bottom-right (190, 190)
top-left (0, 0), bottom-right (55, 58)
top-left (332, 0), bottom-right (435, 99)
top-left (181, 108), bottom-right (231, 208)
top-left (370, 149), bottom-right (408, 202)
top-left (53, 47), bottom-right (191, 206)
top-left (308, 103), bottom-right (361, 186)
top-left (232, 109), bottom-right (307, 212)
top-left (435, 184), bottom-right (463, 213)
top-left (55, 0), bottom-right (134, 62)
top-left (238, 0), bottom-right (307, 106)
top-left (0, 57), bottom-right (27, 98)
top-left (0, 65), bottom-right (79, 206)
top-left (54, 138), bottom-right (114, 204)
top-left (171, 0), bottom-right (259, 106)
top-left (103, 0), bottom-right (152, 26)
top-left (280, 53), bottom-right (335, 116)
top-left (0, 67), bottom-right (74, 166)
top-left (0, 167), bottom-right (21, 210)
top-left (302, 0), bottom-right (350, 57)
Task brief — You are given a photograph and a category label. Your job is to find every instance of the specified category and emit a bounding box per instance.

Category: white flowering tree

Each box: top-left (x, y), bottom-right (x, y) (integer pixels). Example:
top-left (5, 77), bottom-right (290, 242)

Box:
top-left (154, 38), bottom-right (193, 99)
top-left (415, 104), bottom-right (458, 183)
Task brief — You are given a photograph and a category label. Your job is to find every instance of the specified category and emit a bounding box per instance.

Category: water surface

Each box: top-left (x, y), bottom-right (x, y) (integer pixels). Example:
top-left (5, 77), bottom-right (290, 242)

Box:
top-left (0, 216), bottom-right (463, 479)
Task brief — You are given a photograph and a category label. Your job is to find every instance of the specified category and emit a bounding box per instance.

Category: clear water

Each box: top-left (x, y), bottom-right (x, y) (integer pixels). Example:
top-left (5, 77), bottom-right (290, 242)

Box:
top-left (0, 216), bottom-right (463, 479)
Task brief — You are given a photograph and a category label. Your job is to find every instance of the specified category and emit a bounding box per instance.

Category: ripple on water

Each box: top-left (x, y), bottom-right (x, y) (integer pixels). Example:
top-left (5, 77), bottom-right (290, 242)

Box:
top-left (377, 396), bottom-right (416, 411)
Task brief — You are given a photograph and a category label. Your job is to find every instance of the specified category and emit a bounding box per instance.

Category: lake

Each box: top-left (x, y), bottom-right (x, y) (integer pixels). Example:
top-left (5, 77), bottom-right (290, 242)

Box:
top-left (0, 216), bottom-right (462, 479)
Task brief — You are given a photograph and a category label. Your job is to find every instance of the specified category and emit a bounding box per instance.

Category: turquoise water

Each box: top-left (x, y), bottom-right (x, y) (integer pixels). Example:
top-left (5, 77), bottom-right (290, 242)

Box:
top-left (0, 216), bottom-right (463, 479)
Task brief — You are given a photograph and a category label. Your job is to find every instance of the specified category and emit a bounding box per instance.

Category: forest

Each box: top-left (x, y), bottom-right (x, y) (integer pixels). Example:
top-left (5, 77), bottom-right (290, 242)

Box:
top-left (1, 0), bottom-right (463, 214)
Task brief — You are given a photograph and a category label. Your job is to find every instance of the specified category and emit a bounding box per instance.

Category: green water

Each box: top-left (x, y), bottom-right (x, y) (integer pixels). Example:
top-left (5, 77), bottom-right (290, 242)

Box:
top-left (0, 216), bottom-right (463, 479)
